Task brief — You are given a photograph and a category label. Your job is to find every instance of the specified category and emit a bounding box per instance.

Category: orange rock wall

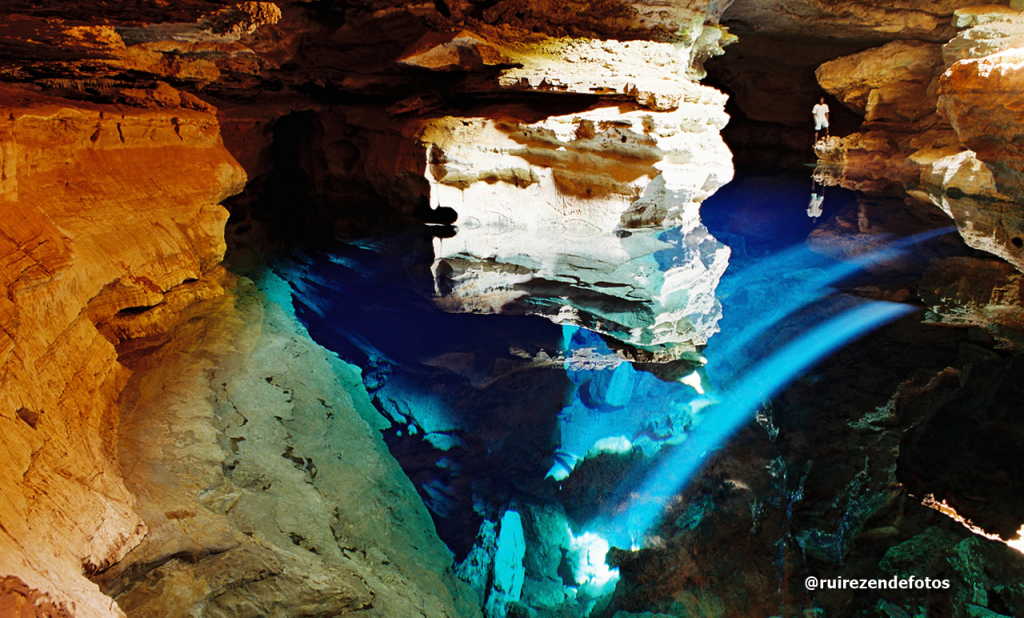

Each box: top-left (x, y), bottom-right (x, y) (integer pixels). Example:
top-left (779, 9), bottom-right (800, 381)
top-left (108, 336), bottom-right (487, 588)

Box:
top-left (0, 86), bottom-right (245, 616)
top-left (939, 47), bottom-right (1024, 175)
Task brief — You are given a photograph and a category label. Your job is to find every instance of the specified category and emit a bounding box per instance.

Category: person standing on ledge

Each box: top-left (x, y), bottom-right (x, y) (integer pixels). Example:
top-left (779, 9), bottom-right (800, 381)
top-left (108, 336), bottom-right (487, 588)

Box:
top-left (813, 97), bottom-right (830, 142)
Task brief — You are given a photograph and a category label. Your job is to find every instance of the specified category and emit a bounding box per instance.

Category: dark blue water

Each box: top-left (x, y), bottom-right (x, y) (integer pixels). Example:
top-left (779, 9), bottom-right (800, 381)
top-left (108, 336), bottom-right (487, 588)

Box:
top-left (700, 170), bottom-right (850, 254)
top-left (273, 168), bottom-right (959, 573)
top-left (278, 229), bottom-right (570, 556)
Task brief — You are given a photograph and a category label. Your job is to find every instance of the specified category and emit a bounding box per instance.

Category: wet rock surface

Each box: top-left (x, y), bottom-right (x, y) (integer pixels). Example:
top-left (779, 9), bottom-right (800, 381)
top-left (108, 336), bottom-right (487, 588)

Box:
top-left (812, 5), bottom-right (1024, 279)
top-left (4, 1), bottom-right (1024, 617)
top-left (0, 1), bottom-right (738, 613)
top-left (602, 304), bottom-right (1024, 618)
top-left (585, 176), bottom-right (1024, 618)
top-left (97, 267), bottom-right (478, 617)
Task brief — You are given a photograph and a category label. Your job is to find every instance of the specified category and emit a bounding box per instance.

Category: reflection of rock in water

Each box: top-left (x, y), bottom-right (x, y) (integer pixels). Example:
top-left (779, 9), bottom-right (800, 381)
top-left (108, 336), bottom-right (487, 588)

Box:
top-left (810, 7), bottom-right (1024, 277)
top-left (806, 195), bottom-right (955, 275)
top-left (900, 353), bottom-right (1024, 542)
top-left (593, 158), bottom-right (1024, 616)
top-left (281, 232), bottom-right (572, 559)
top-left (432, 225), bottom-right (730, 359)
top-left (416, 100), bottom-right (734, 361)
top-left (920, 256), bottom-right (1024, 349)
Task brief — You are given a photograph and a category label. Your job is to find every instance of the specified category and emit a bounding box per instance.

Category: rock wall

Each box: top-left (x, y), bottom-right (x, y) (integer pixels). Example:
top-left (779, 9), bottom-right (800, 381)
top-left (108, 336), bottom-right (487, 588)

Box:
top-left (814, 5), bottom-right (1024, 272)
top-left (0, 0), bottom-right (743, 615)
top-left (95, 267), bottom-right (478, 617)
top-left (722, 0), bottom-right (992, 41)
top-left (203, 0), bottom-right (740, 355)
top-left (0, 85), bottom-right (245, 616)
top-left (413, 100), bottom-right (733, 354)
top-left (702, 0), bottom-right (999, 168)
top-left (20, 1), bottom-right (1024, 617)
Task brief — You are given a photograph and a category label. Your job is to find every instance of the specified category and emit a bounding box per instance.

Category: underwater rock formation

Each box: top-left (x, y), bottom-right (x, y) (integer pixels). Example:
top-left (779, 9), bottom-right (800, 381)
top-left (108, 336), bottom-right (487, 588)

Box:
top-left (97, 269), bottom-right (478, 617)
top-left (5, 1), bottom-right (1024, 617)
top-left (0, 0), bottom-right (739, 615)
top-left (919, 255), bottom-right (1024, 348)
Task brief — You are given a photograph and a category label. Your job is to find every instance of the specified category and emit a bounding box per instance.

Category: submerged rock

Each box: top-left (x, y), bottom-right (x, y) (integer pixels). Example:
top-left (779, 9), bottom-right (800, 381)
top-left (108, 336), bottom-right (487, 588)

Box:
top-left (485, 510), bottom-right (527, 618)
top-left (96, 269), bottom-right (479, 617)
top-left (920, 256), bottom-right (1024, 349)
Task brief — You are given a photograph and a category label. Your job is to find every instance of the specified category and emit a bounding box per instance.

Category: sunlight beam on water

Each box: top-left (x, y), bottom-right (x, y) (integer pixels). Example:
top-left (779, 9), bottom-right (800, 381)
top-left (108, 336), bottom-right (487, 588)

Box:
top-left (592, 300), bottom-right (916, 548)
top-left (707, 228), bottom-right (953, 385)
top-left (550, 232), bottom-right (952, 482)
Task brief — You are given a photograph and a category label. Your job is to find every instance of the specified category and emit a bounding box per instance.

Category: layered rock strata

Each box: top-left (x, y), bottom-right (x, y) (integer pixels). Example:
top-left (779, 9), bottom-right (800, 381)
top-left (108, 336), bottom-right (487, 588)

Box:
top-left (0, 85), bottom-right (245, 615)
top-left (704, 0), bottom-right (999, 168)
top-left (603, 295), bottom-right (1024, 618)
top-left (205, 0), bottom-right (739, 356)
top-left (722, 0), bottom-right (991, 42)
top-left (814, 6), bottom-right (1024, 274)
top-left (416, 100), bottom-right (733, 355)
top-left (0, 1), bottom-right (745, 615)
top-left (0, 79), bottom-right (486, 616)
top-left (21, 1), bottom-right (1021, 617)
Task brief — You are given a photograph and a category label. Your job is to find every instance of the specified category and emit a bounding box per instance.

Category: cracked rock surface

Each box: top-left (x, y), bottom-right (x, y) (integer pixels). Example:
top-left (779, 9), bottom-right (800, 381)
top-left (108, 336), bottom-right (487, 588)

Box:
top-left (96, 268), bottom-right (479, 617)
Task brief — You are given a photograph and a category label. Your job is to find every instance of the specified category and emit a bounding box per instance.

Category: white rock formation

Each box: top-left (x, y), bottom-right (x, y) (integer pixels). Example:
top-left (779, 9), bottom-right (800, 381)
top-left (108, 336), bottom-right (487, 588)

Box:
top-left (493, 35), bottom-right (734, 107)
top-left (416, 100), bottom-right (733, 356)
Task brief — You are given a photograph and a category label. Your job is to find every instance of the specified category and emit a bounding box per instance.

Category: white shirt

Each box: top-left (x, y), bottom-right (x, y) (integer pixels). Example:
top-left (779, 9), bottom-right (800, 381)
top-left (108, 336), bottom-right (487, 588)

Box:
top-left (808, 193), bottom-right (824, 218)
top-left (813, 103), bottom-right (829, 123)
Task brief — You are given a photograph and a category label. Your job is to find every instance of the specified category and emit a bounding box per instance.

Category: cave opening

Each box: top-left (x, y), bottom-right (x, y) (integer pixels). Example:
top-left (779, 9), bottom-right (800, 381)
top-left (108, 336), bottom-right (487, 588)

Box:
top-left (703, 31), bottom-right (876, 171)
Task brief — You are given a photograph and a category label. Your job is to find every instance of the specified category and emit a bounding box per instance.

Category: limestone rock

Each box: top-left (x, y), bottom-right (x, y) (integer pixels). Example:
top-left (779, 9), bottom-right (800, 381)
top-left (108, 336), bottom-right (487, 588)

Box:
top-left (816, 40), bottom-right (945, 122)
top-left (98, 272), bottom-right (480, 617)
top-left (463, 0), bottom-right (724, 43)
top-left (417, 101), bottom-right (730, 234)
top-left (943, 5), bottom-right (1024, 63)
top-left (316, 94), bottom-right (732, 356)
top-left (920, 256), bottom-right (1024, 349)
top-left (900, 353), bottom-right (1024, 543)
top-left (899, 147), bottom-right (1024, 275)
top-left (0, 84), bottom-right (245, 617)
top-left (872, 531), bottom-right (1024, 618)
top-left (484, 510), bottom-right (526, 618)
top-left (722, 0), bottom-right (977, 41)
top-left (488, 33), bottom-right (732, 109)
top-left (938, 48), bottom-right (1024, 188)
top-left (0, 576), bottom-right (76, 618)
top-left (390, 18), bottom-right (734, 109)
top-left (398, 30), bottom-right (512, 72)
top-left (433, 226), bottom-right (730, 357)
top-left (407, 101), bottom-right (732, 354)
top-left (0, 3), bottom-right (279, 88)
top-left (813, 6), bottom-right (1024, 277)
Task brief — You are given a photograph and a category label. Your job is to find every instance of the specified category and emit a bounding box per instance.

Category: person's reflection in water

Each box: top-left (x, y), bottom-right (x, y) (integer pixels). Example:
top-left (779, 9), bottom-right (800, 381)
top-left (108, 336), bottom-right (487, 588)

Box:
top-left (808, 178), bottom-right (824, 220)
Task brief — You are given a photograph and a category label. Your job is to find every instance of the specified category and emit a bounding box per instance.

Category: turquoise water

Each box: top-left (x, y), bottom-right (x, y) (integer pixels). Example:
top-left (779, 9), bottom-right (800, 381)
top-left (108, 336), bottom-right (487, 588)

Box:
top-left (274, 169), bottom-right (963, 614)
